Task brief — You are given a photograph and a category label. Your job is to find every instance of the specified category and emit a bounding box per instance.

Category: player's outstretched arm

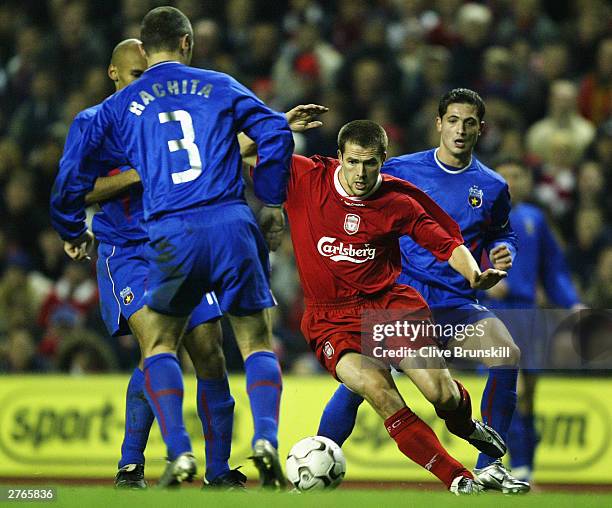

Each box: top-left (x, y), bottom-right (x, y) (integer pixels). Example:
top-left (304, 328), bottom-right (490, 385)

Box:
top-left (84, 169), bottom-right (141, 205)
top-left (238, 104), bottom-right (328, 166)
top-left (449, 245), bottom-right (507, 290)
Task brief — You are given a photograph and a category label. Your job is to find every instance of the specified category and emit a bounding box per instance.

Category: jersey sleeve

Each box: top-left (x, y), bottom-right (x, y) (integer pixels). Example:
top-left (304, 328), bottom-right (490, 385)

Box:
top-left (484, 184), bottom-right (518, 260)
top-left (394, 184), bottom-right (464, 261)
top-left (229, 76), bottom-right (293, 206)
top-left (50, 103), bottom-right (115, 240)
top-left (538, 215), bottom-right (580, 307)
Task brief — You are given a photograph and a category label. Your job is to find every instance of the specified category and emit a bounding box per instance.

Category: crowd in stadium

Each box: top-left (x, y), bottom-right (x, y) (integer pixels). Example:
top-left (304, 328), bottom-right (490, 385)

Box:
top-left (0, 0), bottom-right (610, 374)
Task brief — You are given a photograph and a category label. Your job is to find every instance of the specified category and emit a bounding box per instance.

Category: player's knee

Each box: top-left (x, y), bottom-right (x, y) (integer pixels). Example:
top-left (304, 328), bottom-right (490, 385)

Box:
top-left (191, 347), bottom-right (226, 379)
top-left (506, 342), bottom-right (521, 366)
top-left (426, 379), bottom-right (459, 410)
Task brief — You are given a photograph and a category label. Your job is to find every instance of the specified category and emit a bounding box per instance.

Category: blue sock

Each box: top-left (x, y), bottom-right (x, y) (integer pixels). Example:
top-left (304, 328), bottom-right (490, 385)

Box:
top-left (197, 375), bottom-right (235, 481)
top-left (476, 367), bottom-right (518, 469)
top-left (143, 353), bottom-right (191, 460)
top-left (244, 351), bottom-right (282, 449)
top-left (509, 411), bottom-right (537, 471)
top-left (119, 368), bottom-right (155, 468)
top-left (317, 384), bottom-right (364, 446)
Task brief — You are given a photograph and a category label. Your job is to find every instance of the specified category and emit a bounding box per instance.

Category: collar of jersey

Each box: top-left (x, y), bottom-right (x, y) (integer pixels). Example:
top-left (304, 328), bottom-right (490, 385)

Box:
top-left (433, 148), bottom-right (472, 174)
top-left (333, 165), bottom-right (383, 201)
top-left (144, 60), bottom-right (182, 74)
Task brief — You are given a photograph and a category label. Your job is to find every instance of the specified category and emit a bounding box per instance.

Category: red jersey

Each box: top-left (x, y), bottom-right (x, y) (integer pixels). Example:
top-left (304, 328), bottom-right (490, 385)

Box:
top-left (285, 155), bottom-right (464, 303)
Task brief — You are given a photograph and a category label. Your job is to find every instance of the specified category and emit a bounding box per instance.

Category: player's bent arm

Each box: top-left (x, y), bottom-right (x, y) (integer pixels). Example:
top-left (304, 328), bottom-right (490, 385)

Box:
top-left (238, 104), bottom-right (327, 167)
top-left (84, 169), bottom-right (141, 205)
top-left (448, 245), bottom-right (507, 290)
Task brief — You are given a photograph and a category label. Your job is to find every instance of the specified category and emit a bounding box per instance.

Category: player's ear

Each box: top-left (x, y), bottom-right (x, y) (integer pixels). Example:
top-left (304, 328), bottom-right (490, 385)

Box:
top-left (108, 64), bottom-right (118, 83)
top-left (337, 149), bottom-right (342, 161)
top-left (381, 151), bottom-right (387, 164)
top-left (436, 116), bottom-right (442, 132)
top-left (479, 121), bottom-right (485, 136)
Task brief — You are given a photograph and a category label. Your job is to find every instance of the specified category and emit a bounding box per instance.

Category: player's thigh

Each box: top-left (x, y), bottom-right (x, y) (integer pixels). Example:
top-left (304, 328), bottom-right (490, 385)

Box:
top-left (96, 242), bottom-right (148, 338)
top-left (399, 354), bottom-right (459, 409)
top-left (208, 212), bottom-right (276, 317)
top-left (336, 352), bottom-right (406, 419)
top-left (130, 305), bottom-right (189, 357)
top-left (144, 216), bottom-right (214, 318)
top-left (449, 316), bottom-right (520, 366)
top-left (228, 308), bottom-right (274, 359)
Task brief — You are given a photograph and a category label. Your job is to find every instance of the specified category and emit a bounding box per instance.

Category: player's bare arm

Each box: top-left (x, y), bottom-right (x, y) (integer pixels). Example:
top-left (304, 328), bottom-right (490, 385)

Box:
top-left (84, 169), bottom-right (141, 205)
top-left (448, 244), bottom-right (507, 290)
top-left (238, 104), bottom-right (328, 166)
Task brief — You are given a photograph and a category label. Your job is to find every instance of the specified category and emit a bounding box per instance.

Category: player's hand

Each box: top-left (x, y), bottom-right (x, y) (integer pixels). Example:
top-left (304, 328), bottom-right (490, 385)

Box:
top-left (489, 245), bottom-right (512, 270)
top-left (64, 231), bottom-right (95, 261)
top-left (470, 269), bottom-right (507, 290)
top-left (285, 104), bottom-right (328, 132)
top-left (259, 206), bottom-right (286, 251)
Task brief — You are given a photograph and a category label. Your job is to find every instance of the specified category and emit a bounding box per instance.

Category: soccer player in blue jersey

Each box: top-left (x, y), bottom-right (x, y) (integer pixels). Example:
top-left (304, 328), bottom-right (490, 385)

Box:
top-left (51, 6), bottom-right (293, 487)
top-left (317, 89), bottom-right (530, 493)
top-left (486, 158), bottom-right (581, 482)
top-left (61, 38), bottom-right (243, 490)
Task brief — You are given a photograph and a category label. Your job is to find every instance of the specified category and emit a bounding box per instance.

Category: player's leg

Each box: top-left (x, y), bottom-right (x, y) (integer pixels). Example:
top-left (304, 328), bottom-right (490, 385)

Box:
top-left (508, 371), bottom-right (538, 482)
top-left (204, 205), bottom-right (283, 489)
top-left (447, 315), bottom-right (529, 493)
top-left (228, 309), bottom-right (284, 489)
top-left (96, 242), bottom-right (154, 489)
top-left (182, 299), bottom-right (245, 489)
top-left (399, 352), bottom-right (506, 458)
top-left (317, 384), bottom-right (364, 445)
top-left (335, 352), bottom-right (479, 494)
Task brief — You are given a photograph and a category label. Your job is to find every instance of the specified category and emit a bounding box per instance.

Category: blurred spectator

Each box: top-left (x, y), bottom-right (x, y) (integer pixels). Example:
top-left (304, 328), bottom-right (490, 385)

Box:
top-left (56, 326), bottom-right (118, 374)
top-left (526, 80), bottom-right (596, 163)
top-left (578, 37), bottom-right (612, 125)
top-left (567, 208), bottom-right (609, 289)
top-left (587, 246), bottom-right (612, 309)
top-left (37, 263), bottom-right (98, 331)
top-left (533, 130), bottom-right (578, 218)
top-left (0, 253), bottom-right (40, 332)
top-left (450, 2), bottom-right (493, 88)
top-left (0, 327), bottom-right (47, 372)
top-left (495, 0), bottom-right (559, 47)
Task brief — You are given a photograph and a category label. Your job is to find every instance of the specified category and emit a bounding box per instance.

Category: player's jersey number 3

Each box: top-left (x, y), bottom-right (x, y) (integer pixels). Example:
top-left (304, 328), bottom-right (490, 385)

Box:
top-left (158, 110), bottom-right (202, 184)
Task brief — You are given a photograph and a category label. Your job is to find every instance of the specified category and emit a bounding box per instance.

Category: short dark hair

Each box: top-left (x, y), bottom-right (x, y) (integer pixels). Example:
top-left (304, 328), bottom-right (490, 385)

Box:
top-left (438, 88), bottom-right (486, 121)
top-left (337, 120), bottom-right (388, 156)
top-left (140, 6), bottom-right (193, 53)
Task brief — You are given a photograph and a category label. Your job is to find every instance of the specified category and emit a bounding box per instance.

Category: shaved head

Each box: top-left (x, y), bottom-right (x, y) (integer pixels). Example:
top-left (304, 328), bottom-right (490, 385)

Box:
top-left (108, 38), bottom-right (147, 91)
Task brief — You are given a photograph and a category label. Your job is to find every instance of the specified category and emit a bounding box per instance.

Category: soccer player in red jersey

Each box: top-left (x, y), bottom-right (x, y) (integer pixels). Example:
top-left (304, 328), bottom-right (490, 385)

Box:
top-left (241, 117), bottom-right (508, 494)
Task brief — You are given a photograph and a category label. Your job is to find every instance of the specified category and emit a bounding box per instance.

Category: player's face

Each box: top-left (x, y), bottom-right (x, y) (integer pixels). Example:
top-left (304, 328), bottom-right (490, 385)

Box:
top-left (497, 163), bottom-right (531, 203)
top-left (111, 50), bottom-right (147, 90)
top-left (338, 142), bottom-right (386, 196)
top-left (436, 103), bottom-right (483, 164)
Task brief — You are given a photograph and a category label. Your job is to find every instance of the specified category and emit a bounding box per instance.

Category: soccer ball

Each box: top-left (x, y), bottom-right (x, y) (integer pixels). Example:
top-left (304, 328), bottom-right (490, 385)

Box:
top-left (286, 436), bottom-right (346, 491)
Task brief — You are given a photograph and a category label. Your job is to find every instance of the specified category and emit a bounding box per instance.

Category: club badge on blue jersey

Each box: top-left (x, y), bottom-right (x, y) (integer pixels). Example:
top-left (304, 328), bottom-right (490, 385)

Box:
top-left (344, 213), bottom-right (361, 235)
top-left (120, 286), bottom-right (134, 305)
top-left (468, 186), bottom-right (483, 208)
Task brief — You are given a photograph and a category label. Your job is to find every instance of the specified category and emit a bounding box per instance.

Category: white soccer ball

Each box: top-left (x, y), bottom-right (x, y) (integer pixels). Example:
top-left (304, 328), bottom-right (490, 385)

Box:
top-left (286, 436), bottom-right (346, 491)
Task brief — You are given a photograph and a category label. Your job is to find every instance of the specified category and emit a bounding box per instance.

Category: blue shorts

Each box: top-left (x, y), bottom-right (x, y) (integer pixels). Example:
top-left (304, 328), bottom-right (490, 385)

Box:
top-left (97, 241), bottom-right (222, 336)
top-left (431, 302), bottom-right (497, 346)
top-left (144, 202), bottom-right (276, 317)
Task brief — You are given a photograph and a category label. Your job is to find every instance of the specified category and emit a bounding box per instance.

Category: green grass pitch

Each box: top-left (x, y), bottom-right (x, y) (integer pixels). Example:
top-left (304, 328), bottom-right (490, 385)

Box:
top-left (8, 486), bottom-right (612, 508)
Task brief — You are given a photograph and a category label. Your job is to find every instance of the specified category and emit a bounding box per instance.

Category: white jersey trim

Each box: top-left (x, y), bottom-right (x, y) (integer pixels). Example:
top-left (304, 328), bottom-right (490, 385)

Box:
top-left (433, 148), bottom-right (472, 174)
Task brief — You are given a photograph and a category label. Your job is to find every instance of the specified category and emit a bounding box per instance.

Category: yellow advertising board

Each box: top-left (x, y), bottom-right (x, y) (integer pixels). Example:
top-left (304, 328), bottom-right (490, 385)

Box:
top-left (0, 375), bottom-right (610, 483)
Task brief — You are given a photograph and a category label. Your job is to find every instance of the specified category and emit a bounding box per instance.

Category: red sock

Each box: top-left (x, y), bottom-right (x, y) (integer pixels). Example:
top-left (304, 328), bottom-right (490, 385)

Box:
top-left (435, 380), bottom-right (475, 438)
top-left (385, 406), bottom-right (472, 488)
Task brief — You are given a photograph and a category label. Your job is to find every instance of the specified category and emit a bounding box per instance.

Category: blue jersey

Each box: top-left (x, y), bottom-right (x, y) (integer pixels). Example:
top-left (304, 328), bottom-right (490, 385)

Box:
top-left (59, 105), bottom-right (147, 246)
top-left (383, 148), bottom-right (518, 307)
top-left (51, 61), bottom-right (293, 239)
top-left (487, 203), bottom-right (578, 308)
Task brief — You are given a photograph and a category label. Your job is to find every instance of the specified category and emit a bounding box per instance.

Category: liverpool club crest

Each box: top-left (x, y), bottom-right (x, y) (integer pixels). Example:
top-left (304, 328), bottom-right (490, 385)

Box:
top-left (343, 213), bottom-right (361, 235)
top-left (468, 186), bottom-right (483, 208)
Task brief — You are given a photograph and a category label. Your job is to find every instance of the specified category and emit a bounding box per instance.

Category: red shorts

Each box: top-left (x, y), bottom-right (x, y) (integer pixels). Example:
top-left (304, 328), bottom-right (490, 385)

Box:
top-left (301, 284), bottom-right (437, 379)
